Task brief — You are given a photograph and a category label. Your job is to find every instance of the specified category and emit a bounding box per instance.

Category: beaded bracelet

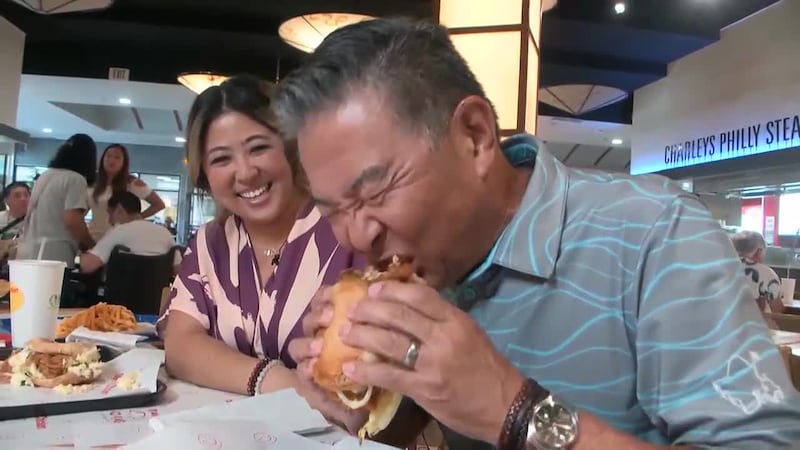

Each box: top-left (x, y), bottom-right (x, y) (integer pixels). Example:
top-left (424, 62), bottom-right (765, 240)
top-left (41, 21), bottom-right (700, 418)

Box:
top-left (247, 359), bottom-right (270, 396)
top-left (254, 359), bottom-right (284, 395)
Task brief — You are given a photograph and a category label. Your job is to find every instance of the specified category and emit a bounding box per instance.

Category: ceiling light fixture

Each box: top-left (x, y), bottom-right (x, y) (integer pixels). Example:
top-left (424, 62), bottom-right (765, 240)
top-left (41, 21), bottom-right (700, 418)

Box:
top-left (177, 72), bottom-right (229, 95)
top-left (437, 0), bottom-right (558, 136)
top-left (118, 97), bottom-right (131, 105)
top-left (611, 138), bottom-right (624, 145)
top-left (175, 136), bottom-right (187, 143)
top-left (279, 13), bottom-right (376, 53)
top-left (614, 2), bottom-right (626, 14)
top-left (11, 0), bottom-right (114, 15)
top-left (539, 84), bottom-right (629, 116)
top-left (42, 128), bottom-right (52, 133)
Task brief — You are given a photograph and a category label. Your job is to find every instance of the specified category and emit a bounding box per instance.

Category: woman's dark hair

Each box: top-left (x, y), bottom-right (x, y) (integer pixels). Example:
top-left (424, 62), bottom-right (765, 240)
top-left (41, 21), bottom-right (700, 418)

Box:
top-left (185, 75), bottom-right (304, 192)
top-left (49, 133), bottom-right (98, 185)
top-left (92, 144), bottom-right (131, 201)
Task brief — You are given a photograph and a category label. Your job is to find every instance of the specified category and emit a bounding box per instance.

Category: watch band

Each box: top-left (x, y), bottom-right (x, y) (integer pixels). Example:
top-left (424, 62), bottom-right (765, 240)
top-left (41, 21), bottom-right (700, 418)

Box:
top-left (498, 378), bottom-right (550, 450)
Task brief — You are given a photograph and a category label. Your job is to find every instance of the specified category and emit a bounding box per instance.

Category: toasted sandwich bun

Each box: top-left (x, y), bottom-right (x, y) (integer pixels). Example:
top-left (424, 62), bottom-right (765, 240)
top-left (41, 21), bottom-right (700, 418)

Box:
top-left (27, 339), bottom-right (95, 356)
top-left (313, 257), bottom-right (417, 441)
top-left (313, 271), bottom-right (373, 393)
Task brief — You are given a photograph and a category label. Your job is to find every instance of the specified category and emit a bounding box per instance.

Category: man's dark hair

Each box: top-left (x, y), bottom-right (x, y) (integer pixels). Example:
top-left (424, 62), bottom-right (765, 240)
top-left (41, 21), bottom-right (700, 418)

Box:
top-left (108, 191), bottom-right (142, 215)
top-left (3, 181), bottom-right (29, 200)
top-left (273, 18), bottom-right (496, 143)
top-left (49, 133), bottom-right (98, 185)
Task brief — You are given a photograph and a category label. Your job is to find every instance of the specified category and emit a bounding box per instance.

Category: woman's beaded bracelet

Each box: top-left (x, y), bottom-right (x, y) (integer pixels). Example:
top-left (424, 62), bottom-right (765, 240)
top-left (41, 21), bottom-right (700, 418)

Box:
top-left (254, 359), bottom-right (284, 395)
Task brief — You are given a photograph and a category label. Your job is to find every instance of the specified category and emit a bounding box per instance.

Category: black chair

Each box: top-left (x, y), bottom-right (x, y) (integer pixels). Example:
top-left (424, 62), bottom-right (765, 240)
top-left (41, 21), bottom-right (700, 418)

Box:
top-left (62, 267), bottom-right (103, 308)
top-left (104, 245), bottom-right (176, 315)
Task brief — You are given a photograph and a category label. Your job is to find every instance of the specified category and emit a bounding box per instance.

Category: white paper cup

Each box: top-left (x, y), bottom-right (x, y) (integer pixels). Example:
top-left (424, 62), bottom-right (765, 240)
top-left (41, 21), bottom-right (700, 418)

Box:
top-left (8, 259), bottom-right (67, 347)
top-left (781, 278), bottom-right (797, 305)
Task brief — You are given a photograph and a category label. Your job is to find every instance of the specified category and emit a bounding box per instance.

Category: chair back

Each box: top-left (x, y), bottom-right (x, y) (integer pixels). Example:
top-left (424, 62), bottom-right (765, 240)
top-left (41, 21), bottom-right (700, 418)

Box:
top-left (105, 245), bottom-right (175, 315)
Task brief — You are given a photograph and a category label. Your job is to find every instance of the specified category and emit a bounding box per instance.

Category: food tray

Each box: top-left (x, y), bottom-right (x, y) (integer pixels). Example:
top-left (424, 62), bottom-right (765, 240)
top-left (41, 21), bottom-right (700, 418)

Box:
top-left (0, 346), bottom-right (167, 421)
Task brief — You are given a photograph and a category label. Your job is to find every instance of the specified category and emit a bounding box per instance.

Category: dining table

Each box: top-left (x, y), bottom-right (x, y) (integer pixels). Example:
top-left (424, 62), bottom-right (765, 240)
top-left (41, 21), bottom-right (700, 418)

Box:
top-left (0, 306), bottom-right (412, 449)
top-left (771, 329), bottom-right (800, 353)
top-left (783, 300), bottom-right (800, 315)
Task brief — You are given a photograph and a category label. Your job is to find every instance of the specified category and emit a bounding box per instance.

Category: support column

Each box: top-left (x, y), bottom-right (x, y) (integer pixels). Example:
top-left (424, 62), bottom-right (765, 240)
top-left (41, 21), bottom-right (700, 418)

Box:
top-left (0, 17), bottom-right (26, 186)
top-left (435, 0), bottom-right (557, 136)
top-left (0, 17), bottom-right (24, 127)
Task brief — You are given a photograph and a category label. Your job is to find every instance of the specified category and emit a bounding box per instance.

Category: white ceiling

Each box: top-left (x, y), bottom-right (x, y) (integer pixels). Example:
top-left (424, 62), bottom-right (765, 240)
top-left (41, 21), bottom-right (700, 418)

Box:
top-left (15, 75), bottom-right (631, 170)
top-left (16, 74), bottom-right (195, 147)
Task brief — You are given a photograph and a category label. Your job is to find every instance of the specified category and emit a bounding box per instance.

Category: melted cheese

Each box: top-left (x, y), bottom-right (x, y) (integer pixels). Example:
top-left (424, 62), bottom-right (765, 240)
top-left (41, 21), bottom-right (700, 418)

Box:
top-left (7, 349), bottom-right (30, 369)
top-left (67, 347), bottom-right (103, 379)
top-left (76, 347), bottom-right (100, 364)
top-left (116, 371), bottom-right (141, 391)
top-left (67, 361), bottom-right (103, 378)
top-left (9, 350), bottom-right (43, 387)
top-left (358, 390), bottom-right (404, 441)
top-left (10, 371), bottom-right (32, 387)
top-left (54, 384), bottom-right (91, 395)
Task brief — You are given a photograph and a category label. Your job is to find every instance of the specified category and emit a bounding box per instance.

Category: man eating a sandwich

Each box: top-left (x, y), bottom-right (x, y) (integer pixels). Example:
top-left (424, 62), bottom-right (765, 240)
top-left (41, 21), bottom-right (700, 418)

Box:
top-left (277, 17), bottom-right (800, 450)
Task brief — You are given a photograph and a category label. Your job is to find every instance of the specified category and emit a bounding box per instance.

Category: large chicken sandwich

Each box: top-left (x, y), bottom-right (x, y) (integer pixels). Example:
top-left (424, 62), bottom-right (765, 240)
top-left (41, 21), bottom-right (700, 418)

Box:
top-left (313, 256), bottom-right (419, 441)
top-left (0, 339), bottom-right (103, 388)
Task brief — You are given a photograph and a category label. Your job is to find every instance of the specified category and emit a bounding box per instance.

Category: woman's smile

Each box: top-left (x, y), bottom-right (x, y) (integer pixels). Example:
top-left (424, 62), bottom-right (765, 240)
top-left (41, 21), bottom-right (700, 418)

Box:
top-left (236, 182), bottom-right (273, 205)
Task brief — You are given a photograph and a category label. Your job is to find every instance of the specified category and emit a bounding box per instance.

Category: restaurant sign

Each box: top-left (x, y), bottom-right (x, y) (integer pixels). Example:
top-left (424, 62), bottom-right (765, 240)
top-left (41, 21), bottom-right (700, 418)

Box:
top-left (632, 113), bottom-right (800, 175)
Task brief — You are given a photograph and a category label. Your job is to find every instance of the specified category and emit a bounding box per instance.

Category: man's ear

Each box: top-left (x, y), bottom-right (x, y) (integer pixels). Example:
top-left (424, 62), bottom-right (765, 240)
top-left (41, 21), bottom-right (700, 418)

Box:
top-left (449, 96), bottom-right (499, 180)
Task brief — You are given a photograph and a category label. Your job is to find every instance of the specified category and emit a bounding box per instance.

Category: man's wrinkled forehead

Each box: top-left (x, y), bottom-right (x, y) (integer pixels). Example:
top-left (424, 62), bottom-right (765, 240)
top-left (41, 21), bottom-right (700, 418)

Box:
top-left (296, 90), bottom-right (390, 194)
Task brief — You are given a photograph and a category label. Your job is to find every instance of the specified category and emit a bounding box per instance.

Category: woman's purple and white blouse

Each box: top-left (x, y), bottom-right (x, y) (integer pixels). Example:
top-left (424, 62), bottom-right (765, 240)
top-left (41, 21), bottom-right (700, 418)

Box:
top-left (159, 201), bottom-right (362, 367)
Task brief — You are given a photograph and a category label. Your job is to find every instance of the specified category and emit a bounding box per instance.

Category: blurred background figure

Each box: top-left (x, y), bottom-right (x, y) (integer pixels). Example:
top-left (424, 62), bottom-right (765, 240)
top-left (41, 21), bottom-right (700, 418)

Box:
top-left (80, 191), bottom-right (179, 275)
top-left (16, 133), bottom-right (97, 267)
top-left (732, 230), bottom-right (784, 313)
top-left (0, 181), bottom-right (30, 240)
top-left (87, 143), bottom-right (165, 240)
top-left (163, 216), bottom-right (177, 236)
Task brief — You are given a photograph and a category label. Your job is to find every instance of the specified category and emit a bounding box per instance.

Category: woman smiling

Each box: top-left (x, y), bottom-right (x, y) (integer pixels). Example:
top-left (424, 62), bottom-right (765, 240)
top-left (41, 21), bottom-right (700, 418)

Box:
top-left (160, 76), bottom-right (364, 430)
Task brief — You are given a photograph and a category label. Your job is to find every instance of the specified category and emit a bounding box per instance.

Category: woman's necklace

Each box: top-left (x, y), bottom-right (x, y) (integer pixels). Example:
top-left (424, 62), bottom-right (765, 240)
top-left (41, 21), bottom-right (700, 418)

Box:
top-left (264, 246), bottom-right (282, 266)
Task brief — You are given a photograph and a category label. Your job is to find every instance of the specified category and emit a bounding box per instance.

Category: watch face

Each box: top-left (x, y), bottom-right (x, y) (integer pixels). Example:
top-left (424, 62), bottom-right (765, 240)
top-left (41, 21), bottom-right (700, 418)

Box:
top-left (532, 401), bottom-right (578, 448)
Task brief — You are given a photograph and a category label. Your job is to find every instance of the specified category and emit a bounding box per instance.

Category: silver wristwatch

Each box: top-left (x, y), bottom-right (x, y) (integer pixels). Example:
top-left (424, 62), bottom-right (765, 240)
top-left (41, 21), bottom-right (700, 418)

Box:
top-left (525, 394), bottom-right (579, 449)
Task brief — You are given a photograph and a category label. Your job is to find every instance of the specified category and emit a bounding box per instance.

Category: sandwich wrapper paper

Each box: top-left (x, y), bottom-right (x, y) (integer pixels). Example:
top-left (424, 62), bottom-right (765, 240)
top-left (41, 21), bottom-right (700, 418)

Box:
top-left (0, 347), bottom-right (163, 407)
top-left (150, 387), bottom-right (329, 433)
top-left (0, 354), bottom-right (398, 449)
top-left (133, 389), bottom-right (398, 449)
top-left (125, 420), bottom-right (330, 450)
top-left (66, 325), bottom-right (147, 351)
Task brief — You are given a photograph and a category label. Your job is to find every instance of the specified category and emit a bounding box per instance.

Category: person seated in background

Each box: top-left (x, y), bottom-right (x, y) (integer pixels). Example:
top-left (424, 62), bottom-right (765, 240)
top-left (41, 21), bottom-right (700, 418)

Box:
top-left (732, 230), bottom-right (785, 313)
top-left (80, 191), bottom-right (179, 274)
top-left (0, 182), bottom-right (30, 239)
top-left (163, 216), bottom-right (177, 236)
top-left (0, 182), bottom-right (30, 281)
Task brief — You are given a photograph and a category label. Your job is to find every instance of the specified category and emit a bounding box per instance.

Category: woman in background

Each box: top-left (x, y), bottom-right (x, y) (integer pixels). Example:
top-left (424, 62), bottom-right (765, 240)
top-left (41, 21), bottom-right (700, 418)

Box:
top-left (17, 133), bottom-right (96, 266)
top-left (160, 76), bottom-right (364, 431)
top-left (88, 144), bottom-right (165, 240)
top-left (732, 230), bottom-right (785, 313)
